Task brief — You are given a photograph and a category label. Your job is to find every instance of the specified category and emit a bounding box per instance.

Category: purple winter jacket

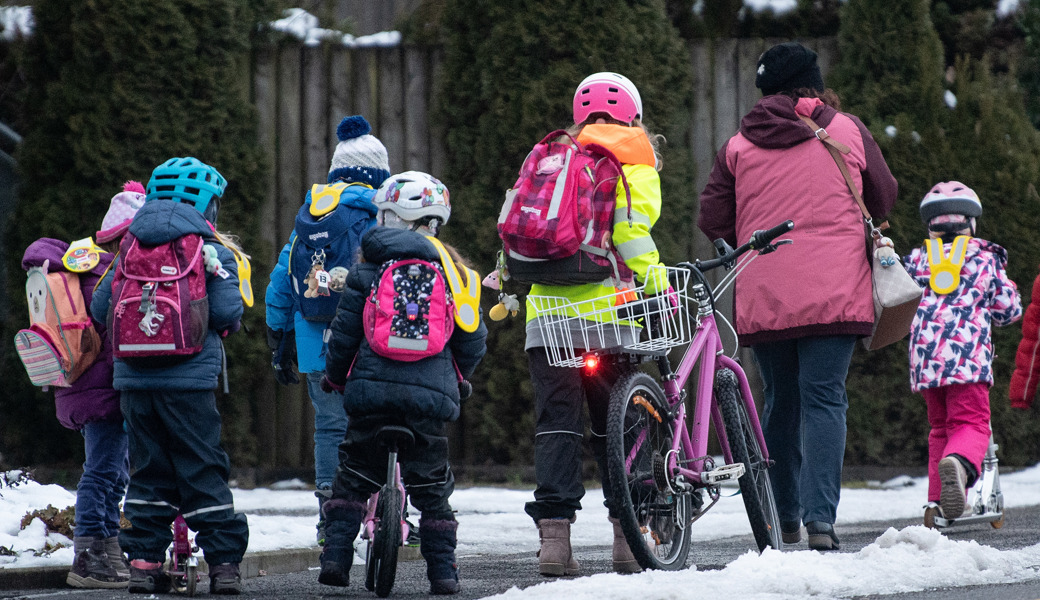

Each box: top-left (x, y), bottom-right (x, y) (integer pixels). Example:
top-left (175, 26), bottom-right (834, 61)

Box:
top-left (21, 238), bottom-right (120, 430)
top-left (699, 96), bottom-right (898, 345)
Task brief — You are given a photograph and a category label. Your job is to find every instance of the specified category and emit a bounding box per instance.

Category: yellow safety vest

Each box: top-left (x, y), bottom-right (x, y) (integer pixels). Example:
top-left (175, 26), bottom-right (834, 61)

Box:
top-left (927, 235), bottom-right (969, 295)
top-left (426, 236), bottom-right (481, 332)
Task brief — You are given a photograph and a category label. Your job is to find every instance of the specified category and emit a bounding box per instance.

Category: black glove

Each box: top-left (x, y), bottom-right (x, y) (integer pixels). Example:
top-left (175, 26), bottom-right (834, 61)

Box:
top-left (319, 373), bottom-right (344, 394)
top-left (458, 379), bottom-right (473, 400)
top-left (267, 326), bottom-right (300, 386)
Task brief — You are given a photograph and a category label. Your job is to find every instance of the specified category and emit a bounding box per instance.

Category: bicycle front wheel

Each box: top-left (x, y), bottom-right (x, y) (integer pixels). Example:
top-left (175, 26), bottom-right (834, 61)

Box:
top-left (370, 485), bottom-right (402, 597)
top-left (606, 370), bottom-right (693, 571)
top-left (715, 368), bottom-right (782, 552)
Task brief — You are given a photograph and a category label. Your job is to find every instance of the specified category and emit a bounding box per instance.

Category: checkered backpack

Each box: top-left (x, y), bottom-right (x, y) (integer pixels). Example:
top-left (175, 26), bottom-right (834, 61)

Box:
top-left (497, 130), bottom-right (633, 285)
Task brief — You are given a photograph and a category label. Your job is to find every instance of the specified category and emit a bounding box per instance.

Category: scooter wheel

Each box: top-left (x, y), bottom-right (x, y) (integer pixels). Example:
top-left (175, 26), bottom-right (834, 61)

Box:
top-left (923, 505), bottom-right (941, 529)
top-left (991, 514), bottom-right (1005, 529)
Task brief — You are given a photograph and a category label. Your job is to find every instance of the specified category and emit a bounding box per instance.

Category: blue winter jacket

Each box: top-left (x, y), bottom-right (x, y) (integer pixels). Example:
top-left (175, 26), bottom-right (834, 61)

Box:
top-left (324, 227), bottom-right (488, 421)
top-left (265, 184), bottom-right (378, 373)
top-left (90, 200), bottom-right (243, 391)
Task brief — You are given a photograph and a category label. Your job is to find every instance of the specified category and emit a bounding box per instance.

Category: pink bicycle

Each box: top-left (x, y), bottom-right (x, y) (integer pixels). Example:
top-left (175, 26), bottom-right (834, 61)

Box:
top-left (361, 425), bottom-right (414, 597)
top-left (530, 220), bottom-right (794, 570)
top-left (169, 513), bottom-right (200, 595)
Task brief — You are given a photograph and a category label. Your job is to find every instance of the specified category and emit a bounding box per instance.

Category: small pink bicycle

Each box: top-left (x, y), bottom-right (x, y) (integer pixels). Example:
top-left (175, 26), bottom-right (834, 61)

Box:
top-left (530, 220), bottom-right (794, 570)
top-left (169, 513), bottom-right (200, 595)
top-left (361, 425), bottom-right (414, 598)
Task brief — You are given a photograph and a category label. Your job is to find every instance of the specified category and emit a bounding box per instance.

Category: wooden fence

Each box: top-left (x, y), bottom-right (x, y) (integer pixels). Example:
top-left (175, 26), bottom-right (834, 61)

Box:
top-left (250, 37), bottom-right (839, 471)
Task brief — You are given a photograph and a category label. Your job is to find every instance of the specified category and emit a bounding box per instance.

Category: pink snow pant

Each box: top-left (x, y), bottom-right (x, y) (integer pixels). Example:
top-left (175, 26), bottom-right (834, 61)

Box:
top-left (922, 382), bottom-right (991, 502)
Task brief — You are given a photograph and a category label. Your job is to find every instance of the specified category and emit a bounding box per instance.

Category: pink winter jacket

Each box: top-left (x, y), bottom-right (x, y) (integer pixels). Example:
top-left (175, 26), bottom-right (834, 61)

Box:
top-left (699, 96), bottom-right (898, 345)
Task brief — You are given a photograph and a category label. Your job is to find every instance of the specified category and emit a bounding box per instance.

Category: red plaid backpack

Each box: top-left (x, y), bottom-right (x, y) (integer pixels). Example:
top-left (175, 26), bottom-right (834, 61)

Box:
top-left (109, 232), bottom-right (209, 364)
top-left (497, 130), bottom-right (633, 285)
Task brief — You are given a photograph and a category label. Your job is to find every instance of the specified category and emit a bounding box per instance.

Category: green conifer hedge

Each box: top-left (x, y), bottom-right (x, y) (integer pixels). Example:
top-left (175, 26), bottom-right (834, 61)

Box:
top-left (1, 0), bottom-right (277, 467)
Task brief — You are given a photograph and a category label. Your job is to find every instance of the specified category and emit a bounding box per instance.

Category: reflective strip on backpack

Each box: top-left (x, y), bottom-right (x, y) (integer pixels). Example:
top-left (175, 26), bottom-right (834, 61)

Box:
top-left (546, 147), bottom-right (574, 220)
top-left (118, 343), bottom-right (178, 352)
top-left (388, 336), bottom-right (430, 351)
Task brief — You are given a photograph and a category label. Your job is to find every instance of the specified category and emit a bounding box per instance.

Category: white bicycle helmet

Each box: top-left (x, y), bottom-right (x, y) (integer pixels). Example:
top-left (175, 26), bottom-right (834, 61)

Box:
top-left (375, 171), bottom-right (451, 230)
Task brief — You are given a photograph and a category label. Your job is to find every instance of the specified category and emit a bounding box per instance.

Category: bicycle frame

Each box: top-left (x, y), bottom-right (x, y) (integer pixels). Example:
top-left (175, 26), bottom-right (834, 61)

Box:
top-left (362, 462), bottom-right (410, 545)
top-left (621, 276), bottom-right (768, 491)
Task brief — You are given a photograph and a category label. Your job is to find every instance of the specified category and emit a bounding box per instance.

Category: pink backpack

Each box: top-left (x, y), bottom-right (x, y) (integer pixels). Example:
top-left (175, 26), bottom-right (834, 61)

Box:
top-left (14, 260), bottom-right (101, 388)
top-left (363, 258), bottom-right (455, 362)
top-left (497, 130), bottom-right (633, 285)
top-left (109, 233), bottom-right (209, 360)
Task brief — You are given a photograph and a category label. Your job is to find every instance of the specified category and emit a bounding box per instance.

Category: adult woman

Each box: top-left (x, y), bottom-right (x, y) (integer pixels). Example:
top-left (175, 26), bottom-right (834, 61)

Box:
top-left (698, 42), bottom-right (898, 551)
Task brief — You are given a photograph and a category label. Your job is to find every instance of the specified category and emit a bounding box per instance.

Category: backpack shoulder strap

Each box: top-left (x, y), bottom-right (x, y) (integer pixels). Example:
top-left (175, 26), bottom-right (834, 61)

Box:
top-left (425, 236), bottom-right (481, 333)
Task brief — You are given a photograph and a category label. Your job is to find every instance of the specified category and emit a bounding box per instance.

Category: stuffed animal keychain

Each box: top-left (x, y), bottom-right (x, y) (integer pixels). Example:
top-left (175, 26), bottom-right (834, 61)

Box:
top-left (483, 252), bottom-right (519, 321)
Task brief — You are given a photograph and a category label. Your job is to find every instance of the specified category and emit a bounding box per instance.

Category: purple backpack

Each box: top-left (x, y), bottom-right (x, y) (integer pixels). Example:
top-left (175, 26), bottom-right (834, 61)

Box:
top-left (109, 233), bottom-right (209, 361)
top-left (363, 258), bottom-right (455, 362)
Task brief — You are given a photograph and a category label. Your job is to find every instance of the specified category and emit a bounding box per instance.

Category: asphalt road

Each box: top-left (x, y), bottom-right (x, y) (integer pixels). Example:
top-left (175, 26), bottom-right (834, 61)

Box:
top-left (3, 507), bottom-right (1040, 600)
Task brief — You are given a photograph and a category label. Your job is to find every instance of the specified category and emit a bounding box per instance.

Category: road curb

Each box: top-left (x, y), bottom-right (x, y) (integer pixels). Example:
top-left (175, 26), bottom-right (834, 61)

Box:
top-left (0, 545), bottom-right (422, 591)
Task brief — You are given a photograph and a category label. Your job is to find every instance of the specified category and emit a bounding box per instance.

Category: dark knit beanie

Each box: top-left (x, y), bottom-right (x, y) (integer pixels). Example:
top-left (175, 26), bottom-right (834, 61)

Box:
top-left (755, 42), bottom-right (825, 97)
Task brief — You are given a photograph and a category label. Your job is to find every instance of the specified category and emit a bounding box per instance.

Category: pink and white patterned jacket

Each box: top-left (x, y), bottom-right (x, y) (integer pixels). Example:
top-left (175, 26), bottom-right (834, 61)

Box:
top-left (903, 237), bottom-right (1021, 392)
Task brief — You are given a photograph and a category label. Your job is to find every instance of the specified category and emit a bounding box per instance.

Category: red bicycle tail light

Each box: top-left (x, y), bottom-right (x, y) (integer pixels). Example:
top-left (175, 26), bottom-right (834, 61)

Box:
top-left (584, 354), bottom-right (600, 372)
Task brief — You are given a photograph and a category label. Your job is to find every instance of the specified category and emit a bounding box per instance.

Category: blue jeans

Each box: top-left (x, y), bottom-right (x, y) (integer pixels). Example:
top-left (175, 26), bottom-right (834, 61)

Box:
top-left (752, 335), bottom-right (856, 526)
top-left (75, 420), bottom-right (129, 539)
top-left (307, 371), bottom-right (349, 489)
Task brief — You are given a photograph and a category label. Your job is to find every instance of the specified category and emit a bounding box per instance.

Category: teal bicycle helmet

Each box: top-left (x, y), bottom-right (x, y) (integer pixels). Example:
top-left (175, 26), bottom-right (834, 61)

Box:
top-left (147, 157), bottom-right (227, 223)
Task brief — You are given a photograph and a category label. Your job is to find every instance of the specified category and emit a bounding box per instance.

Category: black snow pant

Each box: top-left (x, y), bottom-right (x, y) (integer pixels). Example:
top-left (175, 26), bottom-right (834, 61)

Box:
top-left (332, 413), bottom-right (455, 520)
top-left (119, 389), bottom-right (249, 565)
top-left (524, 347), bottom-right (627, 522)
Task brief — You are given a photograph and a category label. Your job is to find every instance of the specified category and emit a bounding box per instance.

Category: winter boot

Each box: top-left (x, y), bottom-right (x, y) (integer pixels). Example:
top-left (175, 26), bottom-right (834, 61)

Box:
top-left (608, 517), bottom-right (642, 573)
top-left (420, 516), bottom-right (461, 595)
top-left (806, 521), bottom-right (841, 551)
top-left (315, 488), bottom-right (332, 546)
top-left (103, 536), bottom-right (131, 578)
top-left (781, 520), bottom-right (806, 544)
top-left (938, 455), bottom-right (969, 520)
top-left (208, 562), bottom-right (242, 595)
top-left (535, 517), bottom-right (579, 577)
top-left (67, 537), bottom-right (129, 588)
top-left (317, 498), bottom-right (365, 587)
top-left (128, 559), bottom-right (171, 594)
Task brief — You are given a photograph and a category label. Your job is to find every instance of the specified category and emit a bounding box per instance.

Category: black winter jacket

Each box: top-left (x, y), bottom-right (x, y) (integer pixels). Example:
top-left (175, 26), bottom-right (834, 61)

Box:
top-left (324, 227), bottom-right (487, 421)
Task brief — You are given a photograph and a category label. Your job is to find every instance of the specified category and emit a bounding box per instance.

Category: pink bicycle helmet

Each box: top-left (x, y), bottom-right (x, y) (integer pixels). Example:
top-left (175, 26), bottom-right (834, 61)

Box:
top-left (919, 181), bottom-right (982, 224)
top-left (572, 72), bottom-right (643, 125)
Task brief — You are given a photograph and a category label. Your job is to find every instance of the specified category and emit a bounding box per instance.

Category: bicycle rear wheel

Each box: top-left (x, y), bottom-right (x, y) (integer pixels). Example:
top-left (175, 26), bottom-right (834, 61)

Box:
top-left (369, 485), bottom-right (402, 597)
top-left (606, 370), bottom-right (693, 571)
top-left (715, 368), bottom-right (782, 552)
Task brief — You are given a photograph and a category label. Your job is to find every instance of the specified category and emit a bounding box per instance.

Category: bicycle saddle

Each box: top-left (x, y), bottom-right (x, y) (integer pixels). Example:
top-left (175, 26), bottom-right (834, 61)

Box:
top-left (375, 425), bottom-right (415, 451)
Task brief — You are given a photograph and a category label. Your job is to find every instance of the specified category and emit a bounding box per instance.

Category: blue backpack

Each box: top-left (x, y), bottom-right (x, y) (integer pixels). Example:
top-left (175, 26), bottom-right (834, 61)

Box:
top-left (289, 183), bottom-right (377, 321)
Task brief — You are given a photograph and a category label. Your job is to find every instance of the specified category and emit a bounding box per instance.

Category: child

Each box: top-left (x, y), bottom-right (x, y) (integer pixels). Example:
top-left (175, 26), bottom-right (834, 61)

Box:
top-left (1010, 268), bottom-right (1040, 409)
top-left (90, 157), bottom-right (250, 595)
top-left (317, 171), bottom-right (487, 595)
top-left (264, 115), bottom-right (391, 542)
top-left (20, 182), bottom-right (144, 588)
top-left (902, 181), bottom-right (1021, 522)
top-left (522, 72), bottom-right (668, 574)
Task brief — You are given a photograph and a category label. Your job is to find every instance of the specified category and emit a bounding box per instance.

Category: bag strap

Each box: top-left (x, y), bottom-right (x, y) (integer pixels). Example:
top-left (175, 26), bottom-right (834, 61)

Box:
top-left (797, 113), bottom-right (890, 239)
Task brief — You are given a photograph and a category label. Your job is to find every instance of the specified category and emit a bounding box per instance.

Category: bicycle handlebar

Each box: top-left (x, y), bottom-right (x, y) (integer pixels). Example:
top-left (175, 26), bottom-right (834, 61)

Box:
top-left (686, 220), bottom-right (794, 273)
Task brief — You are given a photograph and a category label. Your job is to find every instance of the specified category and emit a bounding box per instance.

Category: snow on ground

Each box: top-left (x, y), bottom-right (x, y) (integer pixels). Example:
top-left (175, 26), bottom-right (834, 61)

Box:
top-left (5, 465), bottom-right (1040, 599)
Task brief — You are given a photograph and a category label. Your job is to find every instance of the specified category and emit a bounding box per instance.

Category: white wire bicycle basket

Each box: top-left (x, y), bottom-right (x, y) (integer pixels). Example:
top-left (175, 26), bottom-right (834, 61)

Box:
top-left (528, 266), bottom-right (694, 368)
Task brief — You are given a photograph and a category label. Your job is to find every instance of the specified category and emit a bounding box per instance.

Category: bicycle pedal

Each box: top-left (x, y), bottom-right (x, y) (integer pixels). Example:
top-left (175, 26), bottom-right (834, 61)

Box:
top-left (702, 463), bottom-right (745, 484)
